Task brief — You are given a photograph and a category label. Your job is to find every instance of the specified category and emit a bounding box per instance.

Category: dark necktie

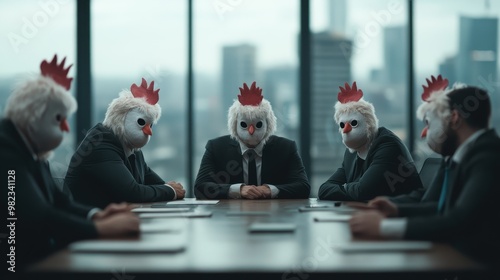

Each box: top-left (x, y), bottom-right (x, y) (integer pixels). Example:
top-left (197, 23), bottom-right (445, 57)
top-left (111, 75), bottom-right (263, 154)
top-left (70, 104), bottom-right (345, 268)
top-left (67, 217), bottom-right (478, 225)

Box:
top-left (437, 160), bottom-right (454, 213)
top-left (247, 149), bottom-right (258, 186)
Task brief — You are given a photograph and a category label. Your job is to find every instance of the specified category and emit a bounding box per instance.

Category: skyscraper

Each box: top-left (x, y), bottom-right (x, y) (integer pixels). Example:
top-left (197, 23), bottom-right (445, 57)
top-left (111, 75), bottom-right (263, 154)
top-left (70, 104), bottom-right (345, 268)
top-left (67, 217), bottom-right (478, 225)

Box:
top-left (384, 25), bottom-right (407, 84)
top-left (221, 44), bottom-right (257, 111)
top-left (328, 0), bottom-right (347, 35)
top-left (456, 16), bottom-right (498, 85)
top-left (438, 56), bottom-right (457, 84)
top-left (311, 31), bottom-right (352, 184)
top-left (456, 16), bottom-right (498, 131)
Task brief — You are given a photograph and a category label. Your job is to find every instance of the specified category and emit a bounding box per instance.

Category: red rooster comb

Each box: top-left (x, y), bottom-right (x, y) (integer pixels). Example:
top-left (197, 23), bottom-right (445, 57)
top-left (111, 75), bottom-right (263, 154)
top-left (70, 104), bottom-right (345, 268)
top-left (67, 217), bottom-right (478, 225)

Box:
top-left (421, 75), bottom-right (449, 102)
top-left (238, 81), bottom-right (263, 106)
top-left (40, 54), bottom-right (73, 90)
top-left (338, 81), bottom-right (363, 103)
top-left (130, 78), bottom-right (160, 105)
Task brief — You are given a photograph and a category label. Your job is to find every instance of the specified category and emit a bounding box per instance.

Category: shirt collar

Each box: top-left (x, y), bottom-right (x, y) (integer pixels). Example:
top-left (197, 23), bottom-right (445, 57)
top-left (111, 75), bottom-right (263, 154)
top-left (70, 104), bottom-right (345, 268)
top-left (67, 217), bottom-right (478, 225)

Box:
top-left (239, 140), bottom-right (265, 157)
top-left (451, 129), bottom-right (487, 163)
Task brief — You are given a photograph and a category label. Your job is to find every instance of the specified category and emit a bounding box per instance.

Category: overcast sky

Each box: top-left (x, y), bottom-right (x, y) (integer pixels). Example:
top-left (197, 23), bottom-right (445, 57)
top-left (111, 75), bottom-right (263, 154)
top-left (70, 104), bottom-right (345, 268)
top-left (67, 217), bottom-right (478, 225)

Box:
top-left (0, 0), bottom-right (498, 80)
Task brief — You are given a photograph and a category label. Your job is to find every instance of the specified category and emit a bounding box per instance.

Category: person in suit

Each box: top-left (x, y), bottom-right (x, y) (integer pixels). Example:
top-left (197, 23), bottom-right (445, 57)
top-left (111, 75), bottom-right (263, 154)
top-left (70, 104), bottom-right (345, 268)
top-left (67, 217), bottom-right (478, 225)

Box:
top-left (349, 76), bottom-right (500, 264)
top-left (0, 55), bottom-right (139, 270)
top-left (65, 78), bottom-right (185, 209)
top-left (318, 82), bottom-right (421, 201)
top-left (194, 82), bottom-right (310, 199)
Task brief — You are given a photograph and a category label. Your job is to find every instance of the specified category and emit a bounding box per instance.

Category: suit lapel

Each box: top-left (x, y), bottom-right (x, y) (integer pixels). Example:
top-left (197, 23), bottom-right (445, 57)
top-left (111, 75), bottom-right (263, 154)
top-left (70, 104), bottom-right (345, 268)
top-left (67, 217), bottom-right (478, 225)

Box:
top-left (37, 160), bottom-right (55, 204)
top-left (347, 153), bottom-right (358, 182)
top-left (229, 138), bottom-right (244, 182)
top-left (261, 137), bottom-right (275, 183)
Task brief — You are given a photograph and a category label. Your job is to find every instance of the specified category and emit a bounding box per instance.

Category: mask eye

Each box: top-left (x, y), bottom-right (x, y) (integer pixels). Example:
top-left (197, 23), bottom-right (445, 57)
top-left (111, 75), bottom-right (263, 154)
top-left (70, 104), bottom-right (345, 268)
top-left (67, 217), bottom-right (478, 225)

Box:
top-left (350, 120), bottom-right (358, 127)
top-left (56, 114), bottom-right (62, 121)
top-left (150, 123), bottom-right (153, 128)
top-left (256, 121), bottom-right (263, 128)
top-left (137, 118), bottom-right (146, 126)
top-left (339, 122), bottom-right (345, 129)
top-left (240, 121), bottom-right (247, 128)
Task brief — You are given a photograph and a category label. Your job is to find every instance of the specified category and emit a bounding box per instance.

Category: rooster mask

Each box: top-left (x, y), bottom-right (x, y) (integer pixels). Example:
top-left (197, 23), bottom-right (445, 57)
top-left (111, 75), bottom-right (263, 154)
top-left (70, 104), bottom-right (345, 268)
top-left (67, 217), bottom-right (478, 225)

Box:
top-left (228, 82), bottom-right (277, 148)
top-left (416, 75), bottom-right (466, 155)
top-left (334, 82), bottom-right (379, 155)
top-left (4, 55), bottom-right (76, 159)
top-left (102, 78), bottom-right (161, 151)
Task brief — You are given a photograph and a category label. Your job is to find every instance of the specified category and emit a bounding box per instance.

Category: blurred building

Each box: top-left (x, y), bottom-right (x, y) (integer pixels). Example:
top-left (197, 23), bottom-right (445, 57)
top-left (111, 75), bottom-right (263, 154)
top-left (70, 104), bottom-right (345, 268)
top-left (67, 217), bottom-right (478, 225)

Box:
top-left (310, 31), bottom-right (352, 182)
top-left (221, 44), bottom-right (257, 111)
top-left (456, 16), bottom-right (498, 86)
top-left (384, 25), bottom-right (407, 84)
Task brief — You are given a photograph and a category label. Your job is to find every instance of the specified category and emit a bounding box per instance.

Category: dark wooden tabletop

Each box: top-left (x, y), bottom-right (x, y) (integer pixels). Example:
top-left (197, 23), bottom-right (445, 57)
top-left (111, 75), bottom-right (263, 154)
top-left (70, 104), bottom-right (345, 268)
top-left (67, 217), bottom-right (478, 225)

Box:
top-left (27, 199), bottom-right (485, 279)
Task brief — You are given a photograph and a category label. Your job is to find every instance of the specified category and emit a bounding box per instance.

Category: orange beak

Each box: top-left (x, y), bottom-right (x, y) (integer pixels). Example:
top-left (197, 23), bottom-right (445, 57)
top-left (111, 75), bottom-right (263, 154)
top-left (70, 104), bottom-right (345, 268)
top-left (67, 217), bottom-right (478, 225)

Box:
top-left (248, 124), bottom-right (255, 135)
top-left (60, 119), bottom-right (70, 132)
top-left (343, 122), bottom-right (352, 134)
top-left (142, 125), bottom-right (152, 136)
top-left (421, 126), bottom-right (428, 138)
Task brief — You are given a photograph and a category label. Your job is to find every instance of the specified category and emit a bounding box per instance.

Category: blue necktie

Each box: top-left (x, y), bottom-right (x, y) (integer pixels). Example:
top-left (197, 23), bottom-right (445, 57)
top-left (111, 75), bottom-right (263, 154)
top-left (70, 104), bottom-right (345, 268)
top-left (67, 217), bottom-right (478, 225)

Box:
top-left (437, 161), bottom-right (453, 213)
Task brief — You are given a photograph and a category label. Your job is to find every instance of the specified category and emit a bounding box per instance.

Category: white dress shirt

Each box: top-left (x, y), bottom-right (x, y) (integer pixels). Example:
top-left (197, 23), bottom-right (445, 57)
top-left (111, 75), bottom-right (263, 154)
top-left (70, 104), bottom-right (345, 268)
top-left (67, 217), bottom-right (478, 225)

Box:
top-left (228, 141), bottom-right (279, 199)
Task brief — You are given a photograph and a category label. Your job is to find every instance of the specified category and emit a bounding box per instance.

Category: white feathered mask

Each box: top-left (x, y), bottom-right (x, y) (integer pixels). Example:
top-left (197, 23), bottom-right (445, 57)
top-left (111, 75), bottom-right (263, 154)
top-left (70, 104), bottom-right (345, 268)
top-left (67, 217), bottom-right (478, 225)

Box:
top-left (4, 55), bottom-right (77, 158)
top-left (228, 82), bottom-right (277, 147)
top-left (334, 81), bottom-right (379, 153)
top-left (103, 78), bottom-right (161, 150)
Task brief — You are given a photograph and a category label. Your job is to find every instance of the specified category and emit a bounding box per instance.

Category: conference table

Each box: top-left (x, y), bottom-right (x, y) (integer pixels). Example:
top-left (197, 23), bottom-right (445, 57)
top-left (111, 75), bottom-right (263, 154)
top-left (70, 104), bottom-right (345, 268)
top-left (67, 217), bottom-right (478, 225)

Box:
top-left (27, 199), bottom-right (485, 279)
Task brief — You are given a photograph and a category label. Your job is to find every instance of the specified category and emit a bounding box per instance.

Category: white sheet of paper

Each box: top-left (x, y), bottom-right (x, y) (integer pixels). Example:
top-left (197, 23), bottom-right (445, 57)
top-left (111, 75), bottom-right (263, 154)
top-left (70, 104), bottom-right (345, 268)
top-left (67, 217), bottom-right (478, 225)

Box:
top-left (314, 215), bottom-right (351, 222)
top-left (333, 241), bottom-right (433, 252)
top-left (70, 240), bottom-right (185, 253)
top-left (166, 200), bottom-right (219, 205)
top-left (139, 211), bottom-right (213, 219)
top-left (248, 223), bottom-right (296, 233)
top-left (132, 207), bottom-right (191, 213)
top-left (140, 223), bottom-right (182, 233)
top-left (298, 207), bottom-right (356, 214)
top-left (226, 211), bottom-right (271, 216)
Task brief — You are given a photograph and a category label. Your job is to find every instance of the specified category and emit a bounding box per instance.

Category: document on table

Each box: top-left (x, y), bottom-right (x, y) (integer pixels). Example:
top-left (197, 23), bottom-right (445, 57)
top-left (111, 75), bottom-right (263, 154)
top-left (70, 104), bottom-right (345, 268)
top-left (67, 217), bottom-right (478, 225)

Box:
top-left (333, 241), bottom-right (433, 252)
top-left (299, 206), bottom-right (357, 214)
top-left (140, 222), bottom-right (184, 233)
top-left (166, 200), bottom-right (219, 205)
top-left (248, 223), bottom-right (296, 233)
top-left (226, 211), bottom-right (271, 216)
top-left (70, 240), bottom-right (185, 253)
top-left (139, 211), bottom-right (213, 219)
top-left (132, 207), bottom-right (192, 213)
top-left (313, 215), bottom-right (351, 222)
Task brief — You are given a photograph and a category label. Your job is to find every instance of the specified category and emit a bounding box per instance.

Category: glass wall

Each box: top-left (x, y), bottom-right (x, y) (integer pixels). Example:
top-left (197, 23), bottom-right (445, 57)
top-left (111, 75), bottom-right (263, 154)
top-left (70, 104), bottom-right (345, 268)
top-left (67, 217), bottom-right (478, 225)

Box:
top-left (413, 0), bottom-right (500, 164)
top-left (91, 0), bottom-right (187, 184)
top-left (193, 0), bottom-right (300, 181)
top-left (310, 0), bottom-right (408, 195)
top-left (0, 0), bottom-right (76, 179)
top-left (1, 0), bottom-right (498, 197)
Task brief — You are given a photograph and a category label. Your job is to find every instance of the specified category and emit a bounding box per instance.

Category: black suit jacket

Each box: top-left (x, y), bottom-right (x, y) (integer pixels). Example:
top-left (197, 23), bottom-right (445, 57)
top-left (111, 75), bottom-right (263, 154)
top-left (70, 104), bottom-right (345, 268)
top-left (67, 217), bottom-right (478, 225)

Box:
top-left (403, 129), bottom-right (500, 264)
top-left (0, 119), bottom-right (98, 269)
top-left (391, 160), bottom-right (445, 216)
top-left (318, 127), bottom-right (422, 201)
top-left (65, 123), bottom-right (175, 208)
top-left (194, 135), bottom-right (310, 199)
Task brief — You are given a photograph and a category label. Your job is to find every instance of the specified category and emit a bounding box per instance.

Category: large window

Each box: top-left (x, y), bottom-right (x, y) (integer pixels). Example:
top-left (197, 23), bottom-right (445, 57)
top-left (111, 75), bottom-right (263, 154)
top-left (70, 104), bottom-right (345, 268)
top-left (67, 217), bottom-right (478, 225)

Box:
top-left (91, 0), bottom-right (187, 184)
top-left (310, 0), bottom-right (408, 195)
top-left (0, 0), bottom-right (76, 179)
top-left (193, 0), bottom-right (300, 181)
top-left (413, 0), bottom-right (500, 163)
top-left (1, 0), bottom-right (498, 197)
